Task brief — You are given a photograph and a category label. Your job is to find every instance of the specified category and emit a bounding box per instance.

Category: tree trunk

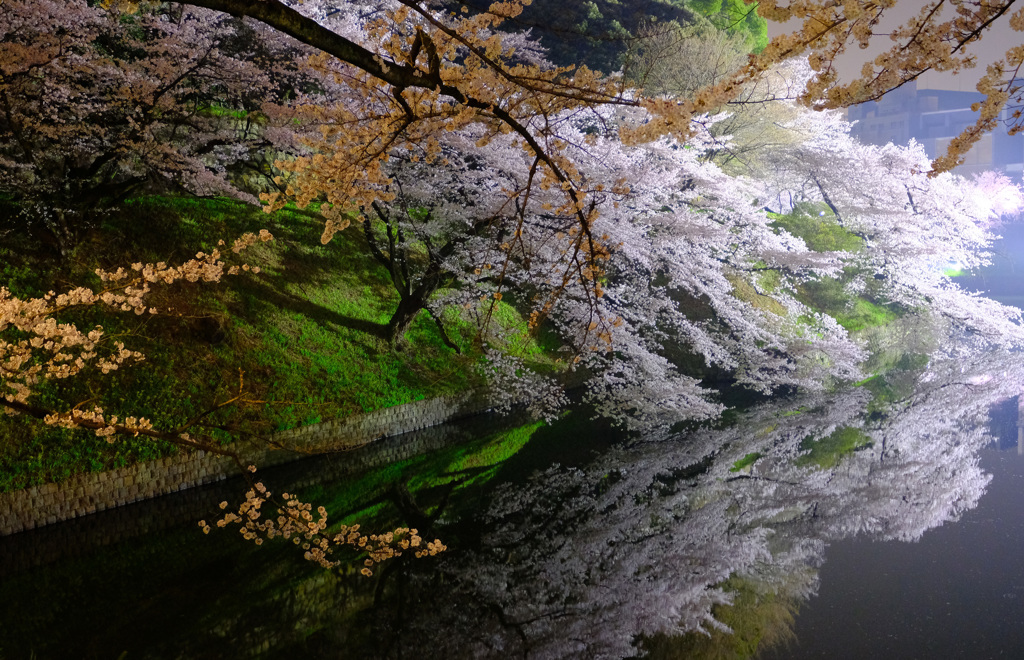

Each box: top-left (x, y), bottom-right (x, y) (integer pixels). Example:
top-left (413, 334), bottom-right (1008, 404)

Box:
top-left (386, 294), bottom-right (462, 353)
top-left (387, 295), bottom-right (424, 348)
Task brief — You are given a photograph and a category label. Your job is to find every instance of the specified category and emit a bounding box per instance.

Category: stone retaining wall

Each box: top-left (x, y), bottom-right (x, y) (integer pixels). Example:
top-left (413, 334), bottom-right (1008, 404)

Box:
top-left (0, 390), bottom-right (491, 536)
top-left (0, 416), bottom-right (497, 575)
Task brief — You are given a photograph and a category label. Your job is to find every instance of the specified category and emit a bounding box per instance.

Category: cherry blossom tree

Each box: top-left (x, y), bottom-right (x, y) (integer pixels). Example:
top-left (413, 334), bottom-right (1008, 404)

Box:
top-left (753, 93), bottom-right (1024, 347)
top-left (382, 83), bottom-right (1024, 429)
top-left (266, 37), bottom-right (1023, 430)
top-left (354, 345), bottom-right (1024, 659)
top-left (158, 1), bottom-right (1023, 343)
top-left (142, 0), bottom-right (1024, 308)
top-left (0, 0), bottom-right (314, 249)
top-left (352, 100), bottom-right (871, 427)
top-left (681, 0), bottom-right (1024, 174)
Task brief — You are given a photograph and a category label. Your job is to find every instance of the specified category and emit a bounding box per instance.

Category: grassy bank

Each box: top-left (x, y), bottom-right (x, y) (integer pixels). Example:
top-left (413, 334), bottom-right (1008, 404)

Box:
top-left (0, 197), bottom-right (921, 493)
top-left (0, 196), bottom-right (550, 492)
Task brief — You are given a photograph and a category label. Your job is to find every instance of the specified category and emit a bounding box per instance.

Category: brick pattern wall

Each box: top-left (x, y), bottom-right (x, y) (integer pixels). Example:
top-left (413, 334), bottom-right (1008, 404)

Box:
top-left (0, 416), bottom-right (493, 576)
top-left (0, 390), bottom-right (490, 536)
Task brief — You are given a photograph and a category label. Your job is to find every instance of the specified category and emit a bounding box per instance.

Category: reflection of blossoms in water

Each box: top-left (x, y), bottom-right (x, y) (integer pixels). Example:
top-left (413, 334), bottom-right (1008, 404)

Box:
top-left (373, 348), bottom-right (1024, 659)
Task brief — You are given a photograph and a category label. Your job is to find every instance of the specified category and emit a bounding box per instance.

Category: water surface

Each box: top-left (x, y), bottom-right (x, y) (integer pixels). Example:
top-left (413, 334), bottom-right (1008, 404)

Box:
top-left (3, 344), bottom-right (1023, 658)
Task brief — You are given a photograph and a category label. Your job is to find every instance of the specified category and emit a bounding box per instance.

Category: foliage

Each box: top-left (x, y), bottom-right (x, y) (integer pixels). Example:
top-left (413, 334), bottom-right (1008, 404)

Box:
top-left (769, 204), bottom-right (864, 254)
top-left (729, 451), bottom-right (761, 473)
top-left (0, 196), bottom-right (551, 492)
top-left (492, 0), bottom-right (680, 72)
top-left (681, 0), bottom-right (1024, 173)
top-left (626, 20), bottom-right (750, 99)
top-left (465, 0), bottom-right (767, 73)
top-left (626, 39), bottom-right (807, 176)
top-left (0, 0), bottom-right (314, 249)
top-left (795, 425), bottom-right (873, 470)
top-left (683, 0), bottom-right (768, 52)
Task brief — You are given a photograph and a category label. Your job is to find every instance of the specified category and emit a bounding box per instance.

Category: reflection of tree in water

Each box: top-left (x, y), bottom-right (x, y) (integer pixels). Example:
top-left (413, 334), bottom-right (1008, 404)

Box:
top-left (0, 419), bottom-right (518, 659)
top-left (10, 345), bottom-right (1017, 659)
top-left (347, 347), bottom-right (1024, 659)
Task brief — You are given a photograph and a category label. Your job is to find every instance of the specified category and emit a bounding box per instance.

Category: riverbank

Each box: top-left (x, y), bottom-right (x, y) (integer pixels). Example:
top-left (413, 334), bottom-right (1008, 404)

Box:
top-left (0, 390), bottom-right (497, 535)
top-left (0, 196), bottom-right (555, 494)
top-left (1, 195), bottom-right (925, 503)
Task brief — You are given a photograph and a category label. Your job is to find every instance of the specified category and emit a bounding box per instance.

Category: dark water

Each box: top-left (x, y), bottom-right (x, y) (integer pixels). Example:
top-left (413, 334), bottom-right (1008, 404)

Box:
top-left (3, 352), bottom-right (1024, 659)
top-left (761, 437), bottom-right (1024, 660)
top-left (759, 222), bottom-right (1024, 660)
top-left (2, 227), bottom-right (1024, 659)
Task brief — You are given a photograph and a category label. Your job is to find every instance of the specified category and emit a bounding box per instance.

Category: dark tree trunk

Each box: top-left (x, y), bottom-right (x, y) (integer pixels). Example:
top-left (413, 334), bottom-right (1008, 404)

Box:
top-left (386, 292), bottom-right (462, 353)
top-left (387, 295), bottom-right (425, 348)
top-left (366, 202), bottom-right (465, 353)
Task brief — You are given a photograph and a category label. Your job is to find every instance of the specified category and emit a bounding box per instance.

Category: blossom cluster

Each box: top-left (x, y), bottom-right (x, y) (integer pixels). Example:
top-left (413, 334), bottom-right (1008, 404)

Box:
top-left (202, 468), bottom-right (446, 575)
top-left (0, 0), bottom-right (323, 220)
top-left (0, 230), bottom-right (272, 439)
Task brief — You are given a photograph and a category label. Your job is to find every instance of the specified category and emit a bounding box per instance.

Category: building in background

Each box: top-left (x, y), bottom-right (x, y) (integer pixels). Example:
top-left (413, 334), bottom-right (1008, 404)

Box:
top-left (847, 78), bottom-right (1024, 180)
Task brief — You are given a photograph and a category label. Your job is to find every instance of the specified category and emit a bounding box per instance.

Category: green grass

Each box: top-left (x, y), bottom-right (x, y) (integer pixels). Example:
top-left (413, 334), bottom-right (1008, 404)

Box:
top-left (197, 103), bottom-right (258, 121)
top-left (832, 296), bottom-right (898, 333)
top-left (728, 273), bottom-right (788, 316)
top-left (290, 419), bottom-right (546, 530)
top-left (0, 195), bottom-right (555, 492)
top-left (766, 204), bottom-right (905, 334)
top-left (640, 573), bottom-right (800, 659)
top-left (768, 203), bottom-right (864, 253)
top-left (724, 205), bottom-right (898, 335)
top-left (729, 452), bottom-right (762, 473)
top-left (794, 273), bottom-right (899, 333)
top-left (795, 426), bottom-right (873, 470)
